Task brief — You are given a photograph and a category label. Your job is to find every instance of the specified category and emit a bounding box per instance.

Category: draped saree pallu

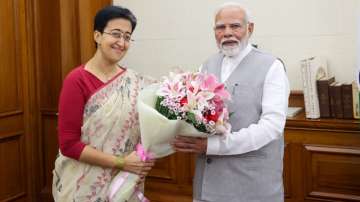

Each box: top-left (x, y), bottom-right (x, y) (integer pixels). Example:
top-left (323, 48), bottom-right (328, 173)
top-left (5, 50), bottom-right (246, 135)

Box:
top-left (52, 69), bottom-right (153, 202)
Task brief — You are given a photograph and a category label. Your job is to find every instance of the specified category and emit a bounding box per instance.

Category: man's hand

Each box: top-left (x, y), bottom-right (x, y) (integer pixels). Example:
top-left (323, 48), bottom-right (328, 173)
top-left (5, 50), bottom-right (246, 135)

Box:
top-left (171, 136), bottom-right (207, 154)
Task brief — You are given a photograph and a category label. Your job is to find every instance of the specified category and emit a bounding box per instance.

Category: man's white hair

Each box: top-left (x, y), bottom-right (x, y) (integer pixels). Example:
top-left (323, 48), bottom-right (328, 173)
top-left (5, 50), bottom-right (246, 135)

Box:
top-left (215, 2), bottom-right (253, 23)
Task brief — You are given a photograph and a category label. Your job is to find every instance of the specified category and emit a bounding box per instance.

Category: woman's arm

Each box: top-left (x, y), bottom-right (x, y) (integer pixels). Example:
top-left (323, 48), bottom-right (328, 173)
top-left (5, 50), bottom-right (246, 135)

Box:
top-left (58, 70), bottom-right (154, 176)
top-left (79, 146), bottom-right (154, 176)
top-left (58, 71), bottom-right (87, 160)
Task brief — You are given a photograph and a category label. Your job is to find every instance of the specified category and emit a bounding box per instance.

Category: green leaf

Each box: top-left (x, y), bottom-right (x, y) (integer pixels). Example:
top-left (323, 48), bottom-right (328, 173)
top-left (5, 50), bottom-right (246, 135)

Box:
top-left (185, 112), bottom-right (207, 133)
top-left (155, 97), bottom-right (208, 133)
top-left (155, 96), bottom-right (177, 120)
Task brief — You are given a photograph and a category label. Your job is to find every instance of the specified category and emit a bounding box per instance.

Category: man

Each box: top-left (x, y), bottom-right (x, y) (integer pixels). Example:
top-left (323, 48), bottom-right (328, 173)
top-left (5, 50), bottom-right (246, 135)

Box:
top-left (172, 2), bottom-right (290, 202)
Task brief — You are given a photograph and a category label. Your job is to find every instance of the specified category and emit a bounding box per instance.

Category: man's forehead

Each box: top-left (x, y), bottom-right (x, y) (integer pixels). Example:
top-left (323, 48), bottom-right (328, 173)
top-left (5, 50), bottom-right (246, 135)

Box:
top-left (215, 19), bottom-right (243, 26)
top-left (215, 8), bottom-right (246, 23)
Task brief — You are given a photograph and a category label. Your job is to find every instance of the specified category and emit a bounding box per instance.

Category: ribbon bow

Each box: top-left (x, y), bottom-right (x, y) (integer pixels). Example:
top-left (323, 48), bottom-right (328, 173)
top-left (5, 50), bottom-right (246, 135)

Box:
top-left (136, 143), bottom-right (153, 161)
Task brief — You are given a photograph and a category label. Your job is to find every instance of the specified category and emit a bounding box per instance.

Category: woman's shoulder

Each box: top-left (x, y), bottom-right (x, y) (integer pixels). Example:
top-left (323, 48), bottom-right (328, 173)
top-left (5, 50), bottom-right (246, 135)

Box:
top-left (62, 65), bottom-right (86, 83)
top-left (60, 65), bottom-right (88, 91)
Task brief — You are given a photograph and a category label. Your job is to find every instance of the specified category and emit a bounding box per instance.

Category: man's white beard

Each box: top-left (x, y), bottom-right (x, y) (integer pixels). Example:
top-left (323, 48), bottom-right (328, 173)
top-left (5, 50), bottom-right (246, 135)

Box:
top-left (219, 38), bottom-right (248, 57)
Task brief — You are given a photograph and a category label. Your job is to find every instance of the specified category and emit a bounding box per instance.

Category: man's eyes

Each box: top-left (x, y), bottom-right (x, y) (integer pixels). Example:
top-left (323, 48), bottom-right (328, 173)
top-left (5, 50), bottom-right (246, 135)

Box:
top-left (215, 23), bottom-right (242, 31)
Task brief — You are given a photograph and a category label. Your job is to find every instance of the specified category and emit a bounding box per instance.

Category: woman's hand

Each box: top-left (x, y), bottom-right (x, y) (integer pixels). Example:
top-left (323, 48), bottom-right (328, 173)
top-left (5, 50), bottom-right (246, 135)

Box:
top-left (123, 151), bottom-right (155, 178)
top-left (78, 146), bottom-right (155, 183)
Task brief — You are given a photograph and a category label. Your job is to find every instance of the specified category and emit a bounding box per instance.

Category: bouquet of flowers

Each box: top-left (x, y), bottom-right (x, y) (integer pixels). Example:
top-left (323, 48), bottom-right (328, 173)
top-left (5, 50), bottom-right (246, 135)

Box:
top-left (156, 72), bottom-right (231, 135)
top-left (138, 71), bottom-right (231, 158)
top-left (107, 71), bottom-right (231, 202)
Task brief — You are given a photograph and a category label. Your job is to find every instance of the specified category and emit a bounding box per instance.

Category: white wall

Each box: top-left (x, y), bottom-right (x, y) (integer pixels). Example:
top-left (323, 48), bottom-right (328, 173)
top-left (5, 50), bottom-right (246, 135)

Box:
top-left (114, 0), bottom-right (359, 90)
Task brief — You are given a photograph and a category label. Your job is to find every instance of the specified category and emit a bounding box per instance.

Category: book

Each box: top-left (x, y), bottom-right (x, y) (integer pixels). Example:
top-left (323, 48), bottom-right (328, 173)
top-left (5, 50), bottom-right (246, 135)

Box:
top-left (300, 56), bottom-right (328, 119)
top-left (342, 83), bottom-right (353, 119)
top-left (352, 81), bottom-right (360, 119)
top-left (287, 107), bottom-right (303, 118)
top-left (334, 83), bottom-right (343, 118)
top-left (329, 82), bottom-right (337, 118)
top-left (300, 60), bottom-right (311, 118)
top-left (316, 76), bottom-right (335, 117)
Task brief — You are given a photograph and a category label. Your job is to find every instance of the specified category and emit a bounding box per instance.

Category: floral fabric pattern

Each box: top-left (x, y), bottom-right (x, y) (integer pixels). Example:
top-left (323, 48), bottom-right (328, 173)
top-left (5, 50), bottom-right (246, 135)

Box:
top-left (52, 69), bottom-right (155, 202)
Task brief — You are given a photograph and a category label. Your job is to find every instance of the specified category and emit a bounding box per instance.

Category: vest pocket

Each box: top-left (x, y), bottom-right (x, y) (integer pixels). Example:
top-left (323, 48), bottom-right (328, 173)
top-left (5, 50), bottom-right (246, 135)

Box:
top-left (230, 84), bottom-right (260, 105)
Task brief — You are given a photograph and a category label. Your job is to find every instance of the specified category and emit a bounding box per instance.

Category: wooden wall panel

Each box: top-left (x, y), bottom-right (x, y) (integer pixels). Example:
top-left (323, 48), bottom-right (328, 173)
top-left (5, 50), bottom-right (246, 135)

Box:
top-left (0, 0), bottom-right (30, 201)
top-left (34, 0), bottom-right (62, 110)
top-left (148, 155), bottom-right (177, 181)
top-left (78, 0), bottom-right (112, 63)
top-left (0, 115), bottom-right (23, 135)
top-left (145, 153), bottom-right (193, 202)
top-left (284, 109), bottom-right (360, 202)
top-left (39, 114), bottom-right (59, 201)
top-left (59, 0), bottom-right (81, 78)
top-left (0, 135), bottom-right (25, 200)
top-left (0, 0), bottom-right (21, 114)
top-left (1, 0), bottom-right (113, 201)
top-left (304, 145), bottom-right (360, 201)
top-left (59, 0), bottom-right (112, 76)
top-left (33, 1), bottom-right (62, 200)
top-left (288, 90), bottom-right (305, 108)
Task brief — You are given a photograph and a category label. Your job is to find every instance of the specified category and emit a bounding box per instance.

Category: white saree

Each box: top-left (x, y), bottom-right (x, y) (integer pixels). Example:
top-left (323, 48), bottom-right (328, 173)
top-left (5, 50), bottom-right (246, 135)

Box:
top-left (52, 68), bottom-right (153, 202)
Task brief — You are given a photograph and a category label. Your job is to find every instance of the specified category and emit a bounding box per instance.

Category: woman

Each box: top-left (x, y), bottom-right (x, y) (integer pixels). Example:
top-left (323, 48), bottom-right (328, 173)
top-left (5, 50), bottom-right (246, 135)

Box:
top-left (52, 6), bottom-right (155, 202)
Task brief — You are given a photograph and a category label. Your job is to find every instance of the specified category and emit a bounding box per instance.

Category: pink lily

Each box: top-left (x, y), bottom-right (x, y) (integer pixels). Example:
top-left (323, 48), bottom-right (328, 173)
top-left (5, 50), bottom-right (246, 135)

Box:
top-left (200, 74), bottom-right (230, 100)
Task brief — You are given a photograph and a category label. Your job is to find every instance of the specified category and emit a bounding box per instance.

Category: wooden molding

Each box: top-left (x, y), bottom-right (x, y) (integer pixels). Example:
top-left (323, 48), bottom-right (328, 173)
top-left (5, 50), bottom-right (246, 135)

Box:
top-left (0, 131), bottom-right (23, 141)
top-left (303, 145), bottom-right (360, 201)
top-left (0, 110), bottom-right (23, 118)
top-left (289, 90), bottom-right (304, 108)
top-left (59, 0), bottom-right (81, 78)
top-left (148, 155), bottom-right (177, 181)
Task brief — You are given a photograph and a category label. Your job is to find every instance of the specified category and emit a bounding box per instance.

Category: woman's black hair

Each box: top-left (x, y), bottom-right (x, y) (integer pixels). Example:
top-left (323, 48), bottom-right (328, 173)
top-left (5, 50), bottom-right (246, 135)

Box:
top-left (94, 5), bottom-right (137, 33)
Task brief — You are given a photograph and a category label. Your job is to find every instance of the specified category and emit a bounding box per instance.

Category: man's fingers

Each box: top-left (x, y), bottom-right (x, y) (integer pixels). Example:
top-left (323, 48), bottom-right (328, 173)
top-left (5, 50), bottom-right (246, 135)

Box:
top-left (145, 161), bottom-right (155, 166)
top-left (174, 147), bottom-right (197, 153)
top-left (175, 136), bottom-right (196, 143)
top-left (141, 171), bottom-right (149, 176)
top-left (145, 159), bottom-right (156, 163)
top-left (173, 140), bottom-right (197, 148)
top-left (173, 143), bottom-right (204, 153)
top-left (140, 166), bottom-right (152, 172)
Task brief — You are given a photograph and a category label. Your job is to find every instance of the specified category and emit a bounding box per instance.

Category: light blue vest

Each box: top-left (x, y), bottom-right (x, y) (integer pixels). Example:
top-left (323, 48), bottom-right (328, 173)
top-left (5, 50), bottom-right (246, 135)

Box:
top-left (194, 49), bottom-right (284, 202)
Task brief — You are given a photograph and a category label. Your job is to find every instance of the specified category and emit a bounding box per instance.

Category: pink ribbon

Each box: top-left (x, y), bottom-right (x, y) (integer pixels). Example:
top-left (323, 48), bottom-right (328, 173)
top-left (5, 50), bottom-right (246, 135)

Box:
top-left (136, 143), bottom-right (153, 161)
top-left (108, 172), bottom-right (129, 200)
top-left (107, 172), bottom-right (149, 202)
top-left (134, 187), bottom-right (150, 202)
top-left (107, 144), bottom-right (152, 202)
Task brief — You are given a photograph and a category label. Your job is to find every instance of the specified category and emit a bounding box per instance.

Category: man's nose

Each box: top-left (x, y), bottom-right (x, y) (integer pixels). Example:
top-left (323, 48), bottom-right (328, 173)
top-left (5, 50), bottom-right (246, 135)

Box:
top-left (223, 26), bottom-right (233, 37)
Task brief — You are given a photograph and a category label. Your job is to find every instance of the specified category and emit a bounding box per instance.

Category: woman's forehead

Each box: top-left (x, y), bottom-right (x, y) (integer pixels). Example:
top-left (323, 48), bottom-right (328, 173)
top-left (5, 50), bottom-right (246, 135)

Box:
top-left (105, 18), bottom-right (132, 32)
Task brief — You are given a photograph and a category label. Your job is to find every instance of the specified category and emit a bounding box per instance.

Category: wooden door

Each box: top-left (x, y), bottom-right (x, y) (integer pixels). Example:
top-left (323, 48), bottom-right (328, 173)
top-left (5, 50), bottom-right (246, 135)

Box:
top-left (0, 0), bottom-right (36, 201)
top-left (33, 0), bottom-right (62, 200)
top-left (0, 0), bottom-right (112, 201)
